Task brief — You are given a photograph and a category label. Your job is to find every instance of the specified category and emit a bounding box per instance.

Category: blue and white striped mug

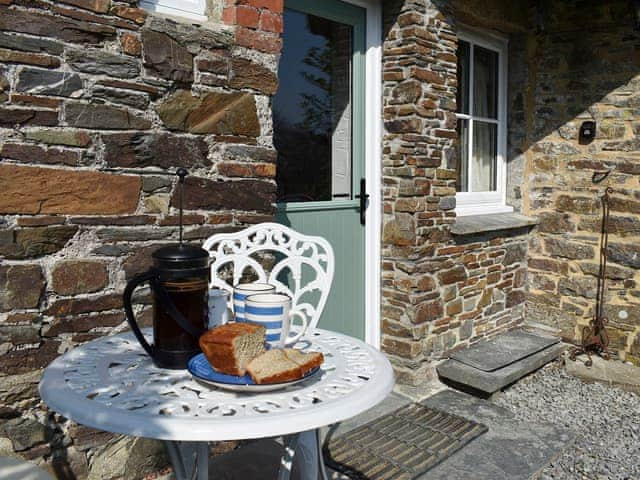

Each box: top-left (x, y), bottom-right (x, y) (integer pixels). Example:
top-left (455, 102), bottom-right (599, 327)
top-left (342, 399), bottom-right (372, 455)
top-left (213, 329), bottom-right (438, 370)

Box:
top-left (243, 293), bottom-right (308, 348)
top-left (232, 283), bottom-right (275, 322)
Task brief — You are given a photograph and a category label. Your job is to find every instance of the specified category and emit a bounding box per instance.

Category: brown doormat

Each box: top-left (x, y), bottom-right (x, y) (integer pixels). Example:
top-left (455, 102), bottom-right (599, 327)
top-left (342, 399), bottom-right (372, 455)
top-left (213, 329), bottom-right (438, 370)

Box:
top-left (323, 403), bottom-right (488, 480)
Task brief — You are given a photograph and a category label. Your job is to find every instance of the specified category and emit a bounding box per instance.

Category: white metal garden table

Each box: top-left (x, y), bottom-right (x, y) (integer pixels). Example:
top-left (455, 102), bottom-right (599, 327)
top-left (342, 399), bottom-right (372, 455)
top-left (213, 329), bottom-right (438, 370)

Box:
top-left (39, 327), bottom-right (394, 480)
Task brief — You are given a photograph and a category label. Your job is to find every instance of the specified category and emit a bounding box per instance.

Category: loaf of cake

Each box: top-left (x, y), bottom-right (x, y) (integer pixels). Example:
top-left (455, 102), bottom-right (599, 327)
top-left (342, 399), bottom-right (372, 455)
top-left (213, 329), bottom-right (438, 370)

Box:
top-left (199, 323), bottom-right (266, 376)
top-left (246, 348), bottom-right (324, 384)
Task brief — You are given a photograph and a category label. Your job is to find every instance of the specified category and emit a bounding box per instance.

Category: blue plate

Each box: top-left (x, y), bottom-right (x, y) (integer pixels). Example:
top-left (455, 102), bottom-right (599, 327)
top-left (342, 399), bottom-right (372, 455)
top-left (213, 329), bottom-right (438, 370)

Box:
top-left (188, 353), bottom-right (321, 392)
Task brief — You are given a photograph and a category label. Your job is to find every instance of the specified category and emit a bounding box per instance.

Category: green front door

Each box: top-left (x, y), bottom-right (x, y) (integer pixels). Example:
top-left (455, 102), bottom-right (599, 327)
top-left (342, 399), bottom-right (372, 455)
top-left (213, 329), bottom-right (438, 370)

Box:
top-left (273, 0), bottom-right (366, 339)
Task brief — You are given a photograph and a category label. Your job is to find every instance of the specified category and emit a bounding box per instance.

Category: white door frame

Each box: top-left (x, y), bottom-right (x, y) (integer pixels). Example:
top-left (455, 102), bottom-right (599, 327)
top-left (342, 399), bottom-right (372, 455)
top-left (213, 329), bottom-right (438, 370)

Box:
top-left (341, 0), bottom-right (382, 348)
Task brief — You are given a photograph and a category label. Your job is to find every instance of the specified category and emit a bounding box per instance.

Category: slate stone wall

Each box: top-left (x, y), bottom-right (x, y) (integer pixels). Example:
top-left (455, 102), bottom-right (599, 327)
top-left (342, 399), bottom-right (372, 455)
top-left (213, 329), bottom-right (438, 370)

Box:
top-left (0, 0), bottom-right (281, 475)
top-left (380, 0), bottom-right (530, 388)
top-left (522, 0), bottom-right (640, 364)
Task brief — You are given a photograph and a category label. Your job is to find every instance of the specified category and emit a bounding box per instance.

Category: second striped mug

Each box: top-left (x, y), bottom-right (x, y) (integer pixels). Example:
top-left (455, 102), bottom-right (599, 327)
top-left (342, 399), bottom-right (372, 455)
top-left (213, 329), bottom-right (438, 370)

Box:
top-left (233, 283), bottom-right (275, 322)
top-left (243, 293), bottom-right (308, 348)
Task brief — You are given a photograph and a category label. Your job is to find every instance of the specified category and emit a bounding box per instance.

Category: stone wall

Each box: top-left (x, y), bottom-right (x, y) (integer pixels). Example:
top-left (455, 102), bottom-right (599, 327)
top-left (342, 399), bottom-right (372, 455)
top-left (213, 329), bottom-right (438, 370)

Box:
top-left (0, 0), bottom-right (280, 475)
top-left (522, 0), bottom-right (640, 364)
top-left (380, 0), bottom-right (640, 387)
top-left (380, 0), bottom-right (529, 389)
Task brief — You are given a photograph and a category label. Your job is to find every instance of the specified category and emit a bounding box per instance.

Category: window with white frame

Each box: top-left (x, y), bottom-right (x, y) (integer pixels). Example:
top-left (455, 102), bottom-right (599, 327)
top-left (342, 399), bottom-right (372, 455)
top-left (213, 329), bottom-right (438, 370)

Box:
top-left (140, 0), bottom-right (207, 22)
top-left (455, 29), bottom-right (511, 216)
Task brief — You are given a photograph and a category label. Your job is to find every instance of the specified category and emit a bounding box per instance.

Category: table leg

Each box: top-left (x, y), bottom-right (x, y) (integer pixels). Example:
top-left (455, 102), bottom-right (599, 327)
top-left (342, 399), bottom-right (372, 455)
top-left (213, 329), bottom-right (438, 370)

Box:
top-left (277, 429), bottom-right (329, 480)
top-left (278, 433), bottom-right (298, 480)
top-left (315, 429), bottom-right (329, 480)
top-left (164, 440), bottom-right (209, 480)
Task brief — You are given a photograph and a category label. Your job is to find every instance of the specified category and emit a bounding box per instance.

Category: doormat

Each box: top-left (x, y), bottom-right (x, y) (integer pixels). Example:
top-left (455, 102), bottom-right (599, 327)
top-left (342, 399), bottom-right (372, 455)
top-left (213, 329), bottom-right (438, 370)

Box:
top-left (323, 403), bottom-right (487, 480)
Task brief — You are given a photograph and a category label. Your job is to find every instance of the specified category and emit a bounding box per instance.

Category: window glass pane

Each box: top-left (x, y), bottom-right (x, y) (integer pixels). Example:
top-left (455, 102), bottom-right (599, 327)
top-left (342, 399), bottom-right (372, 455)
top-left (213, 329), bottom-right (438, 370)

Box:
top-left (456, 40), bottom-right (470, 115)
top-left (473, 46), bottom-right (499, 119)
top-left (471, 121), bottom-right (497, 192)
top-left (273, 9), bottom-right (353, 203)
top-left (456, 118), bottom-right (469, 192)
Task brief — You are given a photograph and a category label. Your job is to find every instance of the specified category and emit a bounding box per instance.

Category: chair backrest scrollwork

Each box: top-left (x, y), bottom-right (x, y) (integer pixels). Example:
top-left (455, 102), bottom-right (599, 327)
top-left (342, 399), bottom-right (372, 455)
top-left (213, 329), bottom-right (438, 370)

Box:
top-left (202, 222), bottom-right (335, 332)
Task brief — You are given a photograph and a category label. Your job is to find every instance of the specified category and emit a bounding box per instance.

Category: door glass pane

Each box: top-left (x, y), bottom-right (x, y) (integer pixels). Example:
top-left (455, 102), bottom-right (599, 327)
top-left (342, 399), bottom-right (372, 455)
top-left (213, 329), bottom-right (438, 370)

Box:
top-left (273, 8), bottom-right (353, 203)
top-left (473, 46), bottom-right (499, 119)
top-left (472, 121), bottom-right (497, 192)
top-left (456, 118), bottom-right (468, 192)
top-left (456, 40), bottom-right (470, 115)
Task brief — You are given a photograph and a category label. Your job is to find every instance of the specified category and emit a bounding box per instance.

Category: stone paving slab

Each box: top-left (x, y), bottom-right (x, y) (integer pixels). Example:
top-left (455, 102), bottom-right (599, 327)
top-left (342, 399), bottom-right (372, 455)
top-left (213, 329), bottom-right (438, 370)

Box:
top-left (565, 353), bottom-right (640, 394)
top-left (419, 390), bottom-right (574, 480)
top-left (438, 343), bottom-right (566, 394)
top-left (206, 389), bottom-right (572, 480)
top-left (207, 439), bottom-right (290, 480)
top-left (450, 329), bottom-right (560, 372)
top-left (324, 403), bottom-right (487, 479)
top-left (326, 390), bottom-right (572, 480)
top-left (206, 394), bottom-right (413, 480)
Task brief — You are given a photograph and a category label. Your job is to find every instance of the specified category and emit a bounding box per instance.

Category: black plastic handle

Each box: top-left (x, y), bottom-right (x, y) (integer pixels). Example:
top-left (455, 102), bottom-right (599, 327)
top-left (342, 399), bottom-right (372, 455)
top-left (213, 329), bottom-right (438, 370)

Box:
top-left (354, 178), bottom-right (369, 226)
top-left (123, 271), bottom-right (157, 358)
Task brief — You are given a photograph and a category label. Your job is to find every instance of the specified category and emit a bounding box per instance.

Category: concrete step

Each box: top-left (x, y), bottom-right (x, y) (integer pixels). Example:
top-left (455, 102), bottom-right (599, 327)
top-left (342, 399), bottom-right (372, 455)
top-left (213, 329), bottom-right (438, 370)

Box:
top-left (437, 329), bottom-right (565, 395)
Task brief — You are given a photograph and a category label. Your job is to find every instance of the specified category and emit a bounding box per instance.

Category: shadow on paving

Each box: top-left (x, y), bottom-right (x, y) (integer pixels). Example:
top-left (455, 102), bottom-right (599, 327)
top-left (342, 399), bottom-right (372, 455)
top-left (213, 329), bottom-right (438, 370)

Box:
top-left (206, 389), bottom-right (574, 479)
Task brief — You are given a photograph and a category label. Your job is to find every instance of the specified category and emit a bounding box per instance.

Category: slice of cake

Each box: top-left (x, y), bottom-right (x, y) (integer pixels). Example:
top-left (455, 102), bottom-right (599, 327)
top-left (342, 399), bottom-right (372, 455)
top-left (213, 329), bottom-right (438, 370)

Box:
top-left (247, 348), bottom-right (324, 384)
top-left (199, 323), bottom-right (266, 376)
top-left (283, 348), bottom-right (324, 376)
top-left (246, 349), bottom-right (302, 384)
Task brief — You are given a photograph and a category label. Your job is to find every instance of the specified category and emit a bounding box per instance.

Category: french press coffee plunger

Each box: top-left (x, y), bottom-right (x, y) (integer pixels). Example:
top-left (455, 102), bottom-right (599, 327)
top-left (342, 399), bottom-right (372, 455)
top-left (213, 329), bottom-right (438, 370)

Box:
top-left (123, 169), bottom-right (209, 369)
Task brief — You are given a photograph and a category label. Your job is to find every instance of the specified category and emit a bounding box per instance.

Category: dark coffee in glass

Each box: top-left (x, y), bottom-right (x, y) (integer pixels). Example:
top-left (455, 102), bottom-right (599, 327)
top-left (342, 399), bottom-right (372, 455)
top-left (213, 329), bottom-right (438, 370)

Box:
top-left (123, 244), bottom-right (209, 369)
top-left (154, 278), bottom-right (208, 353)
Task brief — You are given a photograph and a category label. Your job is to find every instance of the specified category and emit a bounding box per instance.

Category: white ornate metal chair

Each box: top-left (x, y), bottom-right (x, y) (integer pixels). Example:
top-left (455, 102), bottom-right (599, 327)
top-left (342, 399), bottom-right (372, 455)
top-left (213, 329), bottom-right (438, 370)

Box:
top-left (202, 222), bottom-right (335, 333)
top-left (202, 222), bottom-right (335, 480)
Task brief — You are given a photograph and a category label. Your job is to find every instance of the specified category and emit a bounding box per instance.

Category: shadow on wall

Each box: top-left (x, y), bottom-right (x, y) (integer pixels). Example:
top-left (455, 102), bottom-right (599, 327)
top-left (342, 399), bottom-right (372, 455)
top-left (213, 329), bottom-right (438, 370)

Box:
top-left (382, 0), bottom-right (640, 202)
top-left (453, 0), bottom-right (640, 357)
top-left (380, 0), bottom-right (640, 360)
top-left (450, 0), bottom-right (639, 198)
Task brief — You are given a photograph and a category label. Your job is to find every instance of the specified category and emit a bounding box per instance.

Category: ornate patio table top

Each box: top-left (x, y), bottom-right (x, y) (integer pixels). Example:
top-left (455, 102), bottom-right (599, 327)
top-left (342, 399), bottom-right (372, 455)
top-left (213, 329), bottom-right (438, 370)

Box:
top-left (39, 328), bottom-right (394, 442)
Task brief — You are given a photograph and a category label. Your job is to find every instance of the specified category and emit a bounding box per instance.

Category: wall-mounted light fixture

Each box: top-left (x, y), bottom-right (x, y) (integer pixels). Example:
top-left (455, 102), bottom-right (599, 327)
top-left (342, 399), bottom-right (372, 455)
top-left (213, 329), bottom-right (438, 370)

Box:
top-left (580, 121), bottom-right (596, 141)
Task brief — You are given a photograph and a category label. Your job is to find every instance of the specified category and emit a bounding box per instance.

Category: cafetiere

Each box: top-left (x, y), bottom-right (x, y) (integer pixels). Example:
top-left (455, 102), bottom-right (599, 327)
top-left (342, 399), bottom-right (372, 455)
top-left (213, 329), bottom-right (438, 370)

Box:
top-left (123, 169), bottom-right (209, 369)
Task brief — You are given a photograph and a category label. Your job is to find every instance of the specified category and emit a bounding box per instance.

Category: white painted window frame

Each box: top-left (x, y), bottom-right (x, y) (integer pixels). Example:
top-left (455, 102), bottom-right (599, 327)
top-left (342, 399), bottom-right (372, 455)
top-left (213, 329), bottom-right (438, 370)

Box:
top-left (455, 27), bottom-right (512, 217)
top-left (140, 0), bottom-right (207, 22)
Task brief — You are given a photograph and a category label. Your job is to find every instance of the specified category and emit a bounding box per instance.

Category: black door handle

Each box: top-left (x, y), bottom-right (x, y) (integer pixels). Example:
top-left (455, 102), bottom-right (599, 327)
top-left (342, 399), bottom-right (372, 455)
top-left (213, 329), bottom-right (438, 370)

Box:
top-left (354, 178), bottom-right (369, 226)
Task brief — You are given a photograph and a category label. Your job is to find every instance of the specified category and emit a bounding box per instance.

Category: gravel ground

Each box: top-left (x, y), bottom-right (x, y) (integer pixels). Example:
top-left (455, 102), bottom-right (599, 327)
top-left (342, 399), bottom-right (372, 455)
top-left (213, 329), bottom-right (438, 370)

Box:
top-left (493, 361), bottom-right (640, 480)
